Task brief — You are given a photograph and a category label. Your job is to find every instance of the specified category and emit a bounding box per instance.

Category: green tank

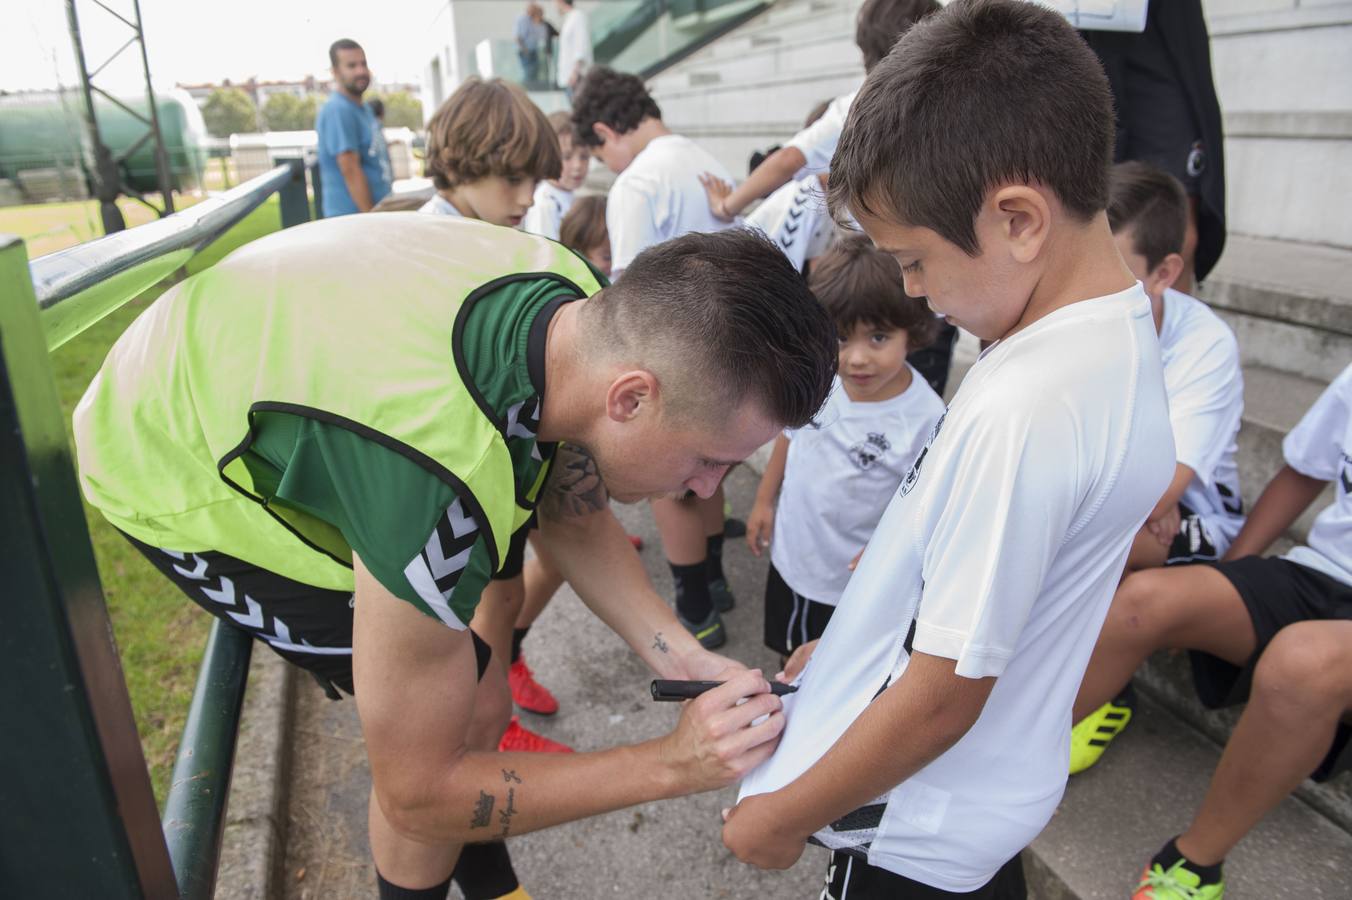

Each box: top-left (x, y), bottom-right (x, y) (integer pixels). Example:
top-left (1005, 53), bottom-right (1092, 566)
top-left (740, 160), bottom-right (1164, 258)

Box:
top-left (0, 88), bottom-right (208, 199)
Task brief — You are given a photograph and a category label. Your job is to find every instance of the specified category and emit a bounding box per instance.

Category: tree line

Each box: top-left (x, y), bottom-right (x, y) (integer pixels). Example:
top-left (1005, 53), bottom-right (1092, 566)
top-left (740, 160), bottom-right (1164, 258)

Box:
top-left (201, 87), bottom-right (423, 137)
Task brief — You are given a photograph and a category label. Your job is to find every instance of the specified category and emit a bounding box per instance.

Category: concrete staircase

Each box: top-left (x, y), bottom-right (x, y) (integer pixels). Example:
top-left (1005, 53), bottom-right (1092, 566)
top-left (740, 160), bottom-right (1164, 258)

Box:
top-left (647, 0), bottom-right (1352, 895)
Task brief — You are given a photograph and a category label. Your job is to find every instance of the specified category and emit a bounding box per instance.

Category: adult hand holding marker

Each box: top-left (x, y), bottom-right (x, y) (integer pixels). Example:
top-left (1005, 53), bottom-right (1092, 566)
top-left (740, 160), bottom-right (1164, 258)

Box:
top-left (652, 679), bottom-right (798, 701)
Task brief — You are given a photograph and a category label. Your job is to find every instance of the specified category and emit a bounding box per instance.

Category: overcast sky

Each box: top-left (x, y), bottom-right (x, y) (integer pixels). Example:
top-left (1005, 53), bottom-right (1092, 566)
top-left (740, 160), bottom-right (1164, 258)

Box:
top-left (5, 0), bottom-right (435, 95)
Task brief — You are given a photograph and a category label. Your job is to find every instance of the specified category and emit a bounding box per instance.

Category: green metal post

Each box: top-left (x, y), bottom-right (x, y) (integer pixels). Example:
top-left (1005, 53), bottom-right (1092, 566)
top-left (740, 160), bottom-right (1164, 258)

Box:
top-left (0, 234), bottom-right (177, 897)
top-left (276, 157), bottom-right (311, 229)
top-left (161, 621), bottom-right (253, 900)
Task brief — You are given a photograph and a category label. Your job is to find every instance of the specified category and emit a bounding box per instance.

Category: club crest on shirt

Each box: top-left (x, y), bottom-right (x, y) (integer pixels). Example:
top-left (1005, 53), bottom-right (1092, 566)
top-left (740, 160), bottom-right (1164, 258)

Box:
top-left (898, 411), bottom-right (947, 498)
top-left (1340, 451), bottom-right (1351, 495)
top-left (849, 432), bottom-right (891, 470)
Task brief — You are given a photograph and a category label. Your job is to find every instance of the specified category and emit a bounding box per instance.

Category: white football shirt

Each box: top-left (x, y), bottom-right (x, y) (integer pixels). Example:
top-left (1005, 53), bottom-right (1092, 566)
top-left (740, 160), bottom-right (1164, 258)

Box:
top-left (606, 134), bottom-right (735, 276)
top-left (772, 370), bottom-right (946, 606)
top-left (739, 285), bottom-right (1174, 892)
top-left (785, 89), bottom-right (858, 176)
top-left (746, 175), bottom-right (834, 271)
top-left (522, 181), bottom-right (575, 241)
top-left (1282, 363), bottom-right (1352, 586)
top-left (418, 194), bottom-right (462, 218)
top-left (1159, 288), bottom-right (1245, 552)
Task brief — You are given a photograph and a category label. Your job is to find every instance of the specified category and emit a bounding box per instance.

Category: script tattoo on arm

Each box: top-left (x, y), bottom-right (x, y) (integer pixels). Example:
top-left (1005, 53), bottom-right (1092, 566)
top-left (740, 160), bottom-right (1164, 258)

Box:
top-left (539, 443), bottom-right (609, 520)
top-left (470, 790), bottom-right (495, 829)
top-left (502, 769), bottom-right (522, 784)
top-left (497, 787), bottom-right (518, 837)
top-left (652, 632), bottom-right (669, 654)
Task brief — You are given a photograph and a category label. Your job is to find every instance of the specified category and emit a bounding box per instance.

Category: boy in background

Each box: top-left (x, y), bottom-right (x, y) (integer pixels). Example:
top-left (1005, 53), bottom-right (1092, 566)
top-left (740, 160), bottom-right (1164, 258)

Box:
top-left (722, 2), bottom-right (1173, 896)
top-left (572, 66), bottom-right (740, 648)
top-left (420, 78), bottom-right (552, 227)
top-left (523, 111), bottom-right (591, 239)
top-left (559, 194), bottom-right (611, 276)
top-left (1101, 161), bottom-right (1244, 578)
top-left (1070, 363), bottom-right (1352, 899)
top-left (747, 235), bottom-right (944, 660)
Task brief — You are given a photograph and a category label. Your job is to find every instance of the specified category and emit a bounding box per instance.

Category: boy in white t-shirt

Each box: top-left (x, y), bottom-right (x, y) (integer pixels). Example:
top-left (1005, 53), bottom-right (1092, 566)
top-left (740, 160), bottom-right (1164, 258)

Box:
top-left (1070, 362), bottom-right (1352, 900)
top-left (721, 3), bottom-right (1174, 897)
top-left (571, 65), bottom-right (742, 648)
top-left (747, 235), bottom-right (945, 659)
top-left (522, 111), bottom-right (590, 240)
top-left (1103, 161), bottom-right (1245, 574)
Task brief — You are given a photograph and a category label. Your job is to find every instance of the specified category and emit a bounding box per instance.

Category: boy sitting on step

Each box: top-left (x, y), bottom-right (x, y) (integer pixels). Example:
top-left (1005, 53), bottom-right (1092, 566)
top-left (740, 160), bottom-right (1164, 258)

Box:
top-left (746, 234), bottom-right (944, 662)
top-left (1069, 361), bottom-right (1352, 900)
top-left (1102, 161), bottom-right (1245, 577)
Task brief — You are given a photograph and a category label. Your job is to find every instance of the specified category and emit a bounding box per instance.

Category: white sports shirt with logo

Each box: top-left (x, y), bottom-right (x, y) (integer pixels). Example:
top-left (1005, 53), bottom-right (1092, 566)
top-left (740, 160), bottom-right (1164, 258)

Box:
top-left (738, 285), bottom-right (1174, 892)
top-left (522, 181), bottom-right (575, 241)
top-left (1159, 288), bottom-right (1246, 553)
top-left (772, 370), bottom-right (945, 606)
top-left (1282, 363), bottom-right (1352, 586)
top-left (747, 175), bottom-right (834, 271)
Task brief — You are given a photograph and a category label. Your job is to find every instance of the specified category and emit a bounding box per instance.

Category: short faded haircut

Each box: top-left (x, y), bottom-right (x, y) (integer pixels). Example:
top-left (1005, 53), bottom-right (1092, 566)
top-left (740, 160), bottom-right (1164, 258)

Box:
top-left (830, 0), bottom-right (1115, 256)
top-left (810, 234), bottom-right (937, 350)
top-left (855, 0), bottom-right (942, 72)
top-left (424, 77), bottom-right (561, 191)
top-left (559, 195), bottom-right (607, 255)
top-left (580, 229), bottom-right (837, 428)
top-left (1107, 161), bottom-right (1188, 271)
top-left (329, 39), bottom-right (362, 68)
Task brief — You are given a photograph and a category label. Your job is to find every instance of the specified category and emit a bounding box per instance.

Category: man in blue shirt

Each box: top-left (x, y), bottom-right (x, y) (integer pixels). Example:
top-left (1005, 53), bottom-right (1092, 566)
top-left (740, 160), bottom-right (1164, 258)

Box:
top-left (316, 39), bottom-right (392, 216)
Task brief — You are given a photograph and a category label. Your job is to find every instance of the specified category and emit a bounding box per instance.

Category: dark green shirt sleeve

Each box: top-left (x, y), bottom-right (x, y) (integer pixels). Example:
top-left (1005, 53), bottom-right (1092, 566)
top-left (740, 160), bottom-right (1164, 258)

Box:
top-left (245, 411), bottom-right (492, 628)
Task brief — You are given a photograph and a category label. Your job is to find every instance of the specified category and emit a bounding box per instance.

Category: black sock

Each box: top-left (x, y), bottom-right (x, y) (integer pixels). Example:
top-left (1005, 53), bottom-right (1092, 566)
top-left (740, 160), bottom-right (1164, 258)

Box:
top-left (671, 560), bottom-right (713, 623)
top-left (510, 626), bottom-right (530, 664)
top-left (705, 533), bottom-right (726, 583)
top-left (377, 869), bottom-right (452, 900)
top-left (1152, 837), bottom-right (1223, 884)
top-left (451, 842), bottom-right (519, 900)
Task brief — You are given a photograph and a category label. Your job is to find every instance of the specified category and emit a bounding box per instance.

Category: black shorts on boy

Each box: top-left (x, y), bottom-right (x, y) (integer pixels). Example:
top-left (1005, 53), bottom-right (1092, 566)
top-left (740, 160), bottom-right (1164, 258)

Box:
top-left (823, 849), bottom-right (1027, 900)
top-left (1192, 554), bottom-right (1352, 779)
top-left (763, 562), bottom-right (836, 657)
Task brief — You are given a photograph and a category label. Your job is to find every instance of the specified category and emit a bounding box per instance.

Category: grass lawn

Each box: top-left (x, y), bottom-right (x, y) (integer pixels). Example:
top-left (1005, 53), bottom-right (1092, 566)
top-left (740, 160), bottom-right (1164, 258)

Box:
top-left (39, 193), bottom-right (301, 805)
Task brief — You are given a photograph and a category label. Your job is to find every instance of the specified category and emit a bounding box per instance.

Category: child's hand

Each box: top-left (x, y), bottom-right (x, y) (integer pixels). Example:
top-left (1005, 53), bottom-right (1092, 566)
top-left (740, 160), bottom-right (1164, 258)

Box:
top-left (699, 172), bottom-right (736, 222)
top-left (1146, 504), bottom-right (1181, 547)
top-left (776, 639), bottom-right (818, 683)
top-left (848, 544), bottom-right (867, 570)
top-left (722, 792), bottom-right (809, 870)
top-left (745, 502), bottom-right (774, 557)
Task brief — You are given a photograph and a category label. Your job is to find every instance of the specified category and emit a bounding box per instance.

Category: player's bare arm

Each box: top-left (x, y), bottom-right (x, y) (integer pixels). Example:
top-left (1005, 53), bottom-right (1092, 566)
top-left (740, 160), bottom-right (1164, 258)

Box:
top-left (1223, 464), bottom-right (1328, 561)
top-left (535, 443), bottom-right (742, 679)
top-left (722, 651), bottom-right (996, 870)
top-left (353, 553), bottom-right (784, 849)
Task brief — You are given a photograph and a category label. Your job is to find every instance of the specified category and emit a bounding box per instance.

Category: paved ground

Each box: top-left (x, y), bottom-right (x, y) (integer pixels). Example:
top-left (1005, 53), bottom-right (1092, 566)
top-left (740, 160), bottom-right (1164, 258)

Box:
top-left (280, 465), bottom-right (830, 899)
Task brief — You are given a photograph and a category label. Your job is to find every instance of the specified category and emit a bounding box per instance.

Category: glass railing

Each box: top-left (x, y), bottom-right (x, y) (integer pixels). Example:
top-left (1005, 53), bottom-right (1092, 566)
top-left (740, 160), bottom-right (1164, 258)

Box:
top-left (476, 0), bottom-right (774, 89)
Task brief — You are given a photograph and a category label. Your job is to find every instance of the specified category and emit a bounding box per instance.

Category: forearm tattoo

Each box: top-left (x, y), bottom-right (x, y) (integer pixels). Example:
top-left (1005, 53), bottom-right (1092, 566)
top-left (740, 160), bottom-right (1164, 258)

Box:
top-left (470, 790), bottom-right (494, 829)
top-left (540, 443), bottom-right (608, 520)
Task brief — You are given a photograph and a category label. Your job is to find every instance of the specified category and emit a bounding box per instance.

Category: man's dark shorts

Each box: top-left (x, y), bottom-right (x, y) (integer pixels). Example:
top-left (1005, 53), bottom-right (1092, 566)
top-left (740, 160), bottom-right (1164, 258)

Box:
top-left (122, 531), bottom-right (492, 698)
top-left (1193, 555), bottom-right (1352, 780)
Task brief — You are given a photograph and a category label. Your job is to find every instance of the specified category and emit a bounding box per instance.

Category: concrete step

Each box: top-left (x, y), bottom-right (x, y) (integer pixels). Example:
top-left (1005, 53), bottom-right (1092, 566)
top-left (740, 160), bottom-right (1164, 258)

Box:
top-left (1198, 235), bottom-right (1352, 385)
top-left (648, 30), bottom-right (858, 91)
top-left (1030, 692), bottom-right (1352, 899)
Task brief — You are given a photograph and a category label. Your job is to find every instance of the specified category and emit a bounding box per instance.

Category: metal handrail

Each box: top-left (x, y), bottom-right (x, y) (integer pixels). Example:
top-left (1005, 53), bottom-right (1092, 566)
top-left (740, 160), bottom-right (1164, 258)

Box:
top-left (31, 159), bottom-right (305, 350)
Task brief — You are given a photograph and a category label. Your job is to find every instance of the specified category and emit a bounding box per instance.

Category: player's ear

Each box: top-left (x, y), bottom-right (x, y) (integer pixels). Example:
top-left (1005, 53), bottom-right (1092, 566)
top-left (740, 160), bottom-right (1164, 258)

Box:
top-left (989, 185), bottom-right (1050, 264)
top-left (604, 370), bottom-right (657, 423)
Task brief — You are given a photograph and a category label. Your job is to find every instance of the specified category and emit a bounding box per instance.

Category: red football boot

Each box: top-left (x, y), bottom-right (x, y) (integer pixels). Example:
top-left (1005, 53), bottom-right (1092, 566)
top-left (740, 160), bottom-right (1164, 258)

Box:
top-left (509, 655), bottom-right (560, 715)
top-left (498, 716), bottom-right (573, 753)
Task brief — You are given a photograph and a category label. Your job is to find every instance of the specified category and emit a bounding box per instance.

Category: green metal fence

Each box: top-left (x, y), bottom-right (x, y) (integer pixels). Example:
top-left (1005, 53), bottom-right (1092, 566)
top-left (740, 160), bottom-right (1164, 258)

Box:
top-left (1, 159), bottom-right (310, 899)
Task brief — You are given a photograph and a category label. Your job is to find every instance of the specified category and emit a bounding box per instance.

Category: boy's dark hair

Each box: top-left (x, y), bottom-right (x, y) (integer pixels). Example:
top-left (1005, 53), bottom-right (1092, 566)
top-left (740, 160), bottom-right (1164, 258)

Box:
top-left (856, 0), bottom-right (942, 72)
top-left (424, 77), bottom-right (561, 191)
top-left (367, 97), bottom-right (384, 119)
top-left (559, 195), bottom-right (607, 255)
top-left (582, 229), bottom-right (836, 428)
top-left (830, 0), bottom-right (1115, 256)
top-left (571, 67), bottom-right (662, 147)
top-left (804, 99), bottom-right (832, 128)
top-left (1107, 161), bottom-right (1188, 271)
top-left (329, 39), bottom-right (362, 68)
top-left (810, 234), bottom-right (937, 350)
